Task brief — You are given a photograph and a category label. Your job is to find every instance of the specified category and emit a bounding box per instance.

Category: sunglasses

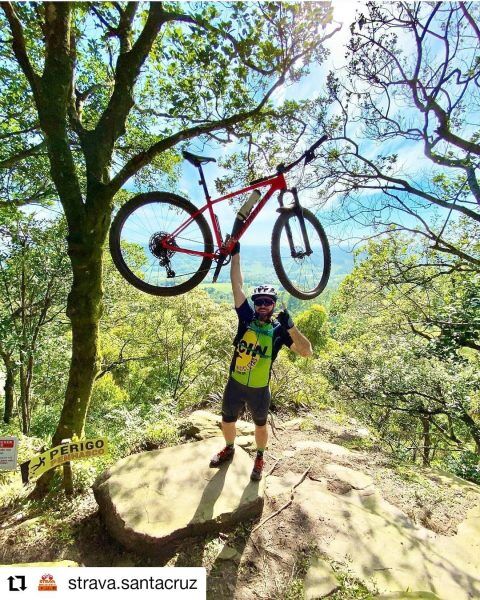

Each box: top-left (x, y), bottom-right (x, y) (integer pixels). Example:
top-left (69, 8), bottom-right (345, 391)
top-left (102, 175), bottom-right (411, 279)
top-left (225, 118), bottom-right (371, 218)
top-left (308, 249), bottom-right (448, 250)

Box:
top-left (254, 298), bottom-right (275, 307)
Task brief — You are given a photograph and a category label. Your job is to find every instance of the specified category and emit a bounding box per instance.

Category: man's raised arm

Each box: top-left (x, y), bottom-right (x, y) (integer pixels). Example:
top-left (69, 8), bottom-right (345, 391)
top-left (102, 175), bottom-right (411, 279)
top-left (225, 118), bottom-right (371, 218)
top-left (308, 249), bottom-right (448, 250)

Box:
top-left (230, 243), bottom-right (247, 308)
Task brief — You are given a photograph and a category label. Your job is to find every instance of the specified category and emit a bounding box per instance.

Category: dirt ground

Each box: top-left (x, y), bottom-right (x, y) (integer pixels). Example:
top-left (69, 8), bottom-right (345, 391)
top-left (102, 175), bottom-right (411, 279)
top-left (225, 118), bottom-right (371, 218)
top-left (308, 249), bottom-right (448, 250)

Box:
top-left (1, 411), bottom-right (479, 599)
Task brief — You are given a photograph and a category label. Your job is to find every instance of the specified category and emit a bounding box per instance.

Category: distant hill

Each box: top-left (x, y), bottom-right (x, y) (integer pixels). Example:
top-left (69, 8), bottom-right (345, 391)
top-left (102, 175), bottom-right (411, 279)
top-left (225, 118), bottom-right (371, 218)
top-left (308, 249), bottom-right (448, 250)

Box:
top-left (200, 244), bottom-right (353, 311)
top-left (213, 244), bottom-right (353, 284)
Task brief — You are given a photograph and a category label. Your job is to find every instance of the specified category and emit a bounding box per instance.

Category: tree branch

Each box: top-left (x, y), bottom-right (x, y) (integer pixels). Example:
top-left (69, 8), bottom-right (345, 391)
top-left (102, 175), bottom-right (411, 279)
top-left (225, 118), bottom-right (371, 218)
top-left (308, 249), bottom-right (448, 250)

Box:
top-left (108, 74), bottom-right (285, 193)
top-left (94, 2), bottom-right (165, 155)
top-left (0, 140), bottom-right (46, 168)
top-left (460, 3), bottom-right (480, 42)
top-left (1, 2), bottom-right (41, 101)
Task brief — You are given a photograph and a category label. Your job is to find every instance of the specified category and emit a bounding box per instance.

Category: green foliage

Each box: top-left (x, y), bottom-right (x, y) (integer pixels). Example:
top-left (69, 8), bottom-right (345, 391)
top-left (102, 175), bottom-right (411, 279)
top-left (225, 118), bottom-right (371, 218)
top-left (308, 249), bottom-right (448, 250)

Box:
top-left (90, 374), bottom-right (129, 412)
top-left (328, 561), bottom-right (373, 599)
top-left (0, 214), bottom-right (71, 431)
top-left (295, 304), bottom-right (329, 354)
top-left (29, 404), bottom-right (62, 440)
top-left (271, 353), bottom-right (329, 413)
top-left (445, 450), bottom-right (480, 485)
top-left (325, 230), bottom-right (480, 479)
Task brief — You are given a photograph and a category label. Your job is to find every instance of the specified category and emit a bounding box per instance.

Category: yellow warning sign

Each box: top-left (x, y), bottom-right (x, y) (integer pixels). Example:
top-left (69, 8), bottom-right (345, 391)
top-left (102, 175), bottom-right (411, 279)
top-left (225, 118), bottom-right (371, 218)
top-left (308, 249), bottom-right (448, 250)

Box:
top-left (20, 437), bottom-right (108, 483)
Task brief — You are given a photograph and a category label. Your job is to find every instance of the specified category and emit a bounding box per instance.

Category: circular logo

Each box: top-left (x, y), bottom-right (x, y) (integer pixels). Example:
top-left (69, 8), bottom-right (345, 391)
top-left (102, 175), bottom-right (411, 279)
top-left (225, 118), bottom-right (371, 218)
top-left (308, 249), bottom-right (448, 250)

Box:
top-left (235, 330), bottom-right (259, 373)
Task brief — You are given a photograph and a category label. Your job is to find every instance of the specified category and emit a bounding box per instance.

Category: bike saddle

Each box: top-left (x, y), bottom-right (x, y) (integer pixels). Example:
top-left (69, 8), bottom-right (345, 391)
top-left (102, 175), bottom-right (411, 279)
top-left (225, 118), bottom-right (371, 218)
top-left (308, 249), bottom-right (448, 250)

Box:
top-left (182, 150), bottom-right (216, 167)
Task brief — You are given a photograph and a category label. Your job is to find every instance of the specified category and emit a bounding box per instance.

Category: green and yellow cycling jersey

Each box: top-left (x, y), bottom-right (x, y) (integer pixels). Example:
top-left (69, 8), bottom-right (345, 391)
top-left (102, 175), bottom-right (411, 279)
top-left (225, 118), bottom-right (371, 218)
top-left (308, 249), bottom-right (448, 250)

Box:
top-left (229, 300), bottom-right (293, 388)
top-left (231, 319), bottom-right (274, 388)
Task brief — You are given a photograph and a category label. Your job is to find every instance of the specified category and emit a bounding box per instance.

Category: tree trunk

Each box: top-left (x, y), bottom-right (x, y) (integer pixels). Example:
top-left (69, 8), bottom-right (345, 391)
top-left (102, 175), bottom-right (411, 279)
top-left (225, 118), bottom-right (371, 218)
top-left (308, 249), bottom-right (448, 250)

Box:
top-left (1, 353), bottom-right (16, 424)
top-left (53, 220), bottom-right (108, 445)
top-left (460, 411), bottom-right (480, 455)
top-left (18, 353), bottom-right (33, 435)
top-left (19, 364), bottom-right (30, 434)
top-left (19, 241), bottom-right (30, 433)
top-left (33, 202), bottom-right (110, 496)
top-left (421, 415), bottom-right (431, 467)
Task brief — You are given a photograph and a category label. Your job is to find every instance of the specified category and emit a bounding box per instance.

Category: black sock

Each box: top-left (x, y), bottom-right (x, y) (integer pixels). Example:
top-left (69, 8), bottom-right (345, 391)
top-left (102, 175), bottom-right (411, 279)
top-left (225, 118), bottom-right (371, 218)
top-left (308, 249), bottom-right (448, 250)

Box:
top-left (256, 449), bottom-right (264, 459)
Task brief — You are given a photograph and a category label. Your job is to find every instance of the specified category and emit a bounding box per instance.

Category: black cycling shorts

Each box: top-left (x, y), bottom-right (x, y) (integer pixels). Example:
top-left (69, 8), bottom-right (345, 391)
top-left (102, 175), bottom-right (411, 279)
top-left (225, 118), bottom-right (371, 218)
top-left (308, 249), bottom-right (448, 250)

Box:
top-left (222, 377), bottom-right (271, 426)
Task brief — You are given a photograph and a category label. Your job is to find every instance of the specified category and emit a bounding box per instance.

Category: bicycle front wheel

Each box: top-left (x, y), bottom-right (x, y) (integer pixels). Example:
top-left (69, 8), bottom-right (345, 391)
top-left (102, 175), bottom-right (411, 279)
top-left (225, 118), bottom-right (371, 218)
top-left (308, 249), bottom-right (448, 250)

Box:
top-left (109, 192), bottom-right (214, 296)
top-left (271, 208), bottom-right (331, 300)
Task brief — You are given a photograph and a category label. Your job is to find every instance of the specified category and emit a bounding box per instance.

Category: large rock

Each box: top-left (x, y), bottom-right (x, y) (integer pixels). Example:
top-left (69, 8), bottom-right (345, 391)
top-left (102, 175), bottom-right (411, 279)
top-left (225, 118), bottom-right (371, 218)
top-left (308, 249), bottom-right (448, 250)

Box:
top-left (295, 480), bottom-right (480, 599)
top-left (266, 470), bottom-right (319, 498)
top-left (324, 463), bottom-right (374, 490)
top-left (180, 410), bottom-right (255, 440)
top-left (294, 440), bottom-right (355, 457)
top-left (93, 438), bottom-right (264, 554)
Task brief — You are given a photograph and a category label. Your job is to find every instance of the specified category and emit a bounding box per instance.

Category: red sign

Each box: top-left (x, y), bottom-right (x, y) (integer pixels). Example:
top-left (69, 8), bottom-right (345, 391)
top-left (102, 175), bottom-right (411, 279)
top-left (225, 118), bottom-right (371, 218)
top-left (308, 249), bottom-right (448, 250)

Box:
top-left (0, 436), bottom-right (19, 470)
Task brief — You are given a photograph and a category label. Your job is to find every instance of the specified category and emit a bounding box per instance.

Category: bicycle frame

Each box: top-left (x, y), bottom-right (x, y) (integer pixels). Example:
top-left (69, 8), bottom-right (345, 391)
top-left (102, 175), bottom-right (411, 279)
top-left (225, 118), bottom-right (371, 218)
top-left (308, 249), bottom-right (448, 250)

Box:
top-left (162, 173), bottom-right (287, 259)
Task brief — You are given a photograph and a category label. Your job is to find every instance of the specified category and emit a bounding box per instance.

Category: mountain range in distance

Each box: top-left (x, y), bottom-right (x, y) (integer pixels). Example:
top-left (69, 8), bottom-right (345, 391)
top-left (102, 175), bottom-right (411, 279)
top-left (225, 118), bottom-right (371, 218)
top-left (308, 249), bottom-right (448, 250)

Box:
top-left (212, 243), bottom-right (354, 285)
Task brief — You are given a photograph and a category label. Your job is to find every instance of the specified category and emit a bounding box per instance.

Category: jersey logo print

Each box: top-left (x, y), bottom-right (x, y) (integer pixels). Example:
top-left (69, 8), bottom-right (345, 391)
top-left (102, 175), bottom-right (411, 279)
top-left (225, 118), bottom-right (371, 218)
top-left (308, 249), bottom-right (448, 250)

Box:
top-left (235, 330), bottom-right (266, 373)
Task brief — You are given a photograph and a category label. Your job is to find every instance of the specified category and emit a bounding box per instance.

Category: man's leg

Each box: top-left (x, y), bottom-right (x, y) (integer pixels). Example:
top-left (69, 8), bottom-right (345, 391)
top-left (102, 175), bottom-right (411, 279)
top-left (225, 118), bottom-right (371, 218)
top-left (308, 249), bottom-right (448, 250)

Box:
top-left (210, 379), bottom-right (243, 468)
top-left (254, 423), bottom-right (268, 451)
top-left (250, 421), bottom-right (268, 481)
top-left (248, 387), bottom-right (271, 481)
top-left (210, 416), bottom-right (237, 467)
top-left (222, 420), bottom-right (237, 445)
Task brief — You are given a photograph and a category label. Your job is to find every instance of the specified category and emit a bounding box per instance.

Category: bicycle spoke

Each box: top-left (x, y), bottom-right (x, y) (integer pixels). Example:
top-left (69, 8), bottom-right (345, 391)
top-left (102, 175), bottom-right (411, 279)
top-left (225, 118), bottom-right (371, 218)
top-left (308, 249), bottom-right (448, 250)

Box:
top-left (276, 213), bottom-right (326, 295)
top-left (118, 199), bottom-right (208, 288)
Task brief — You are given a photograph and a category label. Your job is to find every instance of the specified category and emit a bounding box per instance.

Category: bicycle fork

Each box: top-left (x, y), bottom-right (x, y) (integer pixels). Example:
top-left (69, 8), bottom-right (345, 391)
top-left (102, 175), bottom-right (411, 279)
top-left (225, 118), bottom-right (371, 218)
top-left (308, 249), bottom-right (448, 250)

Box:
top-left (278, 187), bottom-right (313, 258)
top-left (212, 187), bottom-right (312, 284)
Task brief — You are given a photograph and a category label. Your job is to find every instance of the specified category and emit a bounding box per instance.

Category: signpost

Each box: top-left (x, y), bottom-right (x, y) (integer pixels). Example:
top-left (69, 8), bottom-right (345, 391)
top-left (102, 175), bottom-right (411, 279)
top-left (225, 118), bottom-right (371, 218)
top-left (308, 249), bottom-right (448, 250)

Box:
top-left (0, 436), bottom-right (19, 471)
top-left (20, 437), bottom-right (108, 484)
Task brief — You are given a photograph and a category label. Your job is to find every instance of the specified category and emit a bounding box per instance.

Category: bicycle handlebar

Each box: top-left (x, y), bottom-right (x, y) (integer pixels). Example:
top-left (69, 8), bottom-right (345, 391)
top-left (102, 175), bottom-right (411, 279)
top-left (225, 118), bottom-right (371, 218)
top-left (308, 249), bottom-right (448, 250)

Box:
top-left (278, 134), bottom-right (328, 174)
top-left (309, 134), bottom-right (329, 154)
top-left (249, 134), bottom-right (328, 186)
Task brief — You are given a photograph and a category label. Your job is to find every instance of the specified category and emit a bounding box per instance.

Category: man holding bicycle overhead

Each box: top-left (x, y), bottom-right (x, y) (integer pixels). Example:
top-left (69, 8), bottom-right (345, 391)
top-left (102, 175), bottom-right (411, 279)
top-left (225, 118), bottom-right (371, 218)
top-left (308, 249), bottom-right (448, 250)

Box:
top-left (209, 242), bottom-right (313, 481)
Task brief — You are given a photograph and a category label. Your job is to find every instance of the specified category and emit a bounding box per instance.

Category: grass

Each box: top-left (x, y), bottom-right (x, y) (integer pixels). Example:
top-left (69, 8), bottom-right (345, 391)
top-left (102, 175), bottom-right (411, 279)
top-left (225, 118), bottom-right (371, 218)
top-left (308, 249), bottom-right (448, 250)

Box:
top-left (329, 560), bottom-right (375, 599)
top-left (339, 436), bottom-right (377, 452)
top-left (282, 552), bottom-right (375, 600)
top-left (392, 463), bottom-right (432, 486)
top-left (330, 411), bottom-right (351, 426)
top-left (299, 416), bottom-right (317, 432)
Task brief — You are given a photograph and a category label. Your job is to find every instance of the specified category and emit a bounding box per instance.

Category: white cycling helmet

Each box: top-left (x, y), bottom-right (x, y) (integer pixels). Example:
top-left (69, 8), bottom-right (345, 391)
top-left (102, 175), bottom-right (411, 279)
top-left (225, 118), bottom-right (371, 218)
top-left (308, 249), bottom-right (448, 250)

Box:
top-left (251, 284), bottom-right (278, 301)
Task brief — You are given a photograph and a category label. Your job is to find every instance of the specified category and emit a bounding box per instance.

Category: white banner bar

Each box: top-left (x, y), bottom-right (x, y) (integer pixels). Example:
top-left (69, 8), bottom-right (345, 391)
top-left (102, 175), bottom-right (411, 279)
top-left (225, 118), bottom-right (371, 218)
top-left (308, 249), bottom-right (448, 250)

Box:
top-left (1, 567), bottom-right (206, 599)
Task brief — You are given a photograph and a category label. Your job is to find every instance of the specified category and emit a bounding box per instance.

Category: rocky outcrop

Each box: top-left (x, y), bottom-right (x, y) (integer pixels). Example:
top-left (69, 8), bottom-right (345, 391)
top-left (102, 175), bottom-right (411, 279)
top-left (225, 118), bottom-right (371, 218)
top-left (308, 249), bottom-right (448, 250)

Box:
top-left (93, 438), bottom-right (264, 554)
top-left (180, 409), bottom-right (255, 440)
top-left (293, 440), bottom-right (356, 457)
top-left (265, 464), bottom-right (480, 600)
top-left (324, 462), bottom-right (374, 490)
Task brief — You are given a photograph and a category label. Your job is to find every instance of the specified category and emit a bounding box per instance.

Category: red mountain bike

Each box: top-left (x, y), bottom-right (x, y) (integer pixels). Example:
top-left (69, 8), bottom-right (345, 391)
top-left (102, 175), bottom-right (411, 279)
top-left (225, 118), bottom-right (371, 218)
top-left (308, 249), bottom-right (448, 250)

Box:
top-left (109, 136), bottom-right (330, 300)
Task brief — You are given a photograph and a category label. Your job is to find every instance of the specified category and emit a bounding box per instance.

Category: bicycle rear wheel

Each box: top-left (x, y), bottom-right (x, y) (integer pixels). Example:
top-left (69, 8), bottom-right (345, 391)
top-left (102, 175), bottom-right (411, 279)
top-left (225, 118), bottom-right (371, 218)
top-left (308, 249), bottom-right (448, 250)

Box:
top-left (109, 192), bottom-right (214, 296)
top-left (271, 208), bottom-right (331, 299)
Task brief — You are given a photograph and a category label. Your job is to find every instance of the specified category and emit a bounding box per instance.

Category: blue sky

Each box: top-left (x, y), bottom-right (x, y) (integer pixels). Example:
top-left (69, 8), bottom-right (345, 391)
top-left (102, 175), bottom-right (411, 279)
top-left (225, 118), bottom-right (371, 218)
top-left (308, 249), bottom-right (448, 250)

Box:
top-left (24, 1), bottom-right (464, 255)
top-left (174, 0), bottom-right (428, 249)
top-left (176, 1), bottom-right (369, 246)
